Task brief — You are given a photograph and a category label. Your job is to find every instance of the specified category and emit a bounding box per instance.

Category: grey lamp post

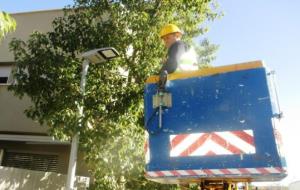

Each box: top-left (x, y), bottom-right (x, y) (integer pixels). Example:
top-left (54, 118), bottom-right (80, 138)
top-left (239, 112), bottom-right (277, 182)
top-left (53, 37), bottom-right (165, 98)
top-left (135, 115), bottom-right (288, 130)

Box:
top-left (66, 47), bottom-right (119, 190)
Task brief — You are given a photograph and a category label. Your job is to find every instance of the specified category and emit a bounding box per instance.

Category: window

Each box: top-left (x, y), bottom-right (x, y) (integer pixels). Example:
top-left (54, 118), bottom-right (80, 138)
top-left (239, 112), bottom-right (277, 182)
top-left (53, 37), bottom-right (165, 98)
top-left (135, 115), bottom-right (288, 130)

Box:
top-left (0, 65), bottom-right (12, 84)
top-left (2, 151), bottom-right (58, 172)
top-left (0, 77), bottom-right (8, 84)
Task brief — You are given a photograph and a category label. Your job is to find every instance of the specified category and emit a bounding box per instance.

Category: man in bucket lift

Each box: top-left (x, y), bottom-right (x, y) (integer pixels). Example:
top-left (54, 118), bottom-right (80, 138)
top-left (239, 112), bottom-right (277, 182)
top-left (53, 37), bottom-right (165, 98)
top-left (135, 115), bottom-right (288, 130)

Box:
top-left (158, 24), bottom-right (198, 90)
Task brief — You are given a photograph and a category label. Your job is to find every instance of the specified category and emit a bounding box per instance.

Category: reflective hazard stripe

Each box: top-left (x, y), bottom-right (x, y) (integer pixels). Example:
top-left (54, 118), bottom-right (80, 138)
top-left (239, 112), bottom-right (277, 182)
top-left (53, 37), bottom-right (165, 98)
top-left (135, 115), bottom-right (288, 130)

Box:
top-left (146, 167), bottom-right (287, 178)
top-left (170, 130), bottom-right (255, 157)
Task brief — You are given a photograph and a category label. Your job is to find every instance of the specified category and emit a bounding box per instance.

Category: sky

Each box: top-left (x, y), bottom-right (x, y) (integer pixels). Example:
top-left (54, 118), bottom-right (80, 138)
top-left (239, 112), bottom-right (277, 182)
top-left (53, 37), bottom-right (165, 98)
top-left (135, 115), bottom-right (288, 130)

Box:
top-left (1, 0), bottom-right (300, 186)
top-left (0, 0), bottom-right (73, 13)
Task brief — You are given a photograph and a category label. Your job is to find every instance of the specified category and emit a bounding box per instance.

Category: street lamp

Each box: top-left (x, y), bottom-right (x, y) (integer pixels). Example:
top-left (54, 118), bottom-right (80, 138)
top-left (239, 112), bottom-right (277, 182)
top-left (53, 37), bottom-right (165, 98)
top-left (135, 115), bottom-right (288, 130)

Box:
top-left (66, 47), bottom-right (119, 190)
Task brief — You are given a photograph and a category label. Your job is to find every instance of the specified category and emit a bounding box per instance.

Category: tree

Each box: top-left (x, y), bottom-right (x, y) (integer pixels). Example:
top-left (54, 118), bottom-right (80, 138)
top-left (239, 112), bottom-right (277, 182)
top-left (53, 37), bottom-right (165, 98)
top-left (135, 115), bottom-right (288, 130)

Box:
top-left (9, 1), bottom-right (221, 189)
top-left (0, 11), bottom-right (16, 40)
top-left (194, 38), bottom-right (219, 68)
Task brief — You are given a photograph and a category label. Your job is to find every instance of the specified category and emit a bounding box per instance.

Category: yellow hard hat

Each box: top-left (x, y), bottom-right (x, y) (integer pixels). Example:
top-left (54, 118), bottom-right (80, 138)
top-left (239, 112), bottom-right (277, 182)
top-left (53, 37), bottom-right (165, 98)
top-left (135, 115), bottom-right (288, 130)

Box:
top-left (159, 24), bottom-right (182, 38)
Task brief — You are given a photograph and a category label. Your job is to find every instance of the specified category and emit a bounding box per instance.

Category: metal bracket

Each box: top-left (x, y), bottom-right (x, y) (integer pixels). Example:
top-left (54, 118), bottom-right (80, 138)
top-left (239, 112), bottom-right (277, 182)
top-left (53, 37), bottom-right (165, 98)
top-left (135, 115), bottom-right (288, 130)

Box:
top-left (152, 92), bottom-right (172, 108)
top-left (267, 70), bottom-right (283, 120)
top-left (273, 112), bottom-right (283, 119)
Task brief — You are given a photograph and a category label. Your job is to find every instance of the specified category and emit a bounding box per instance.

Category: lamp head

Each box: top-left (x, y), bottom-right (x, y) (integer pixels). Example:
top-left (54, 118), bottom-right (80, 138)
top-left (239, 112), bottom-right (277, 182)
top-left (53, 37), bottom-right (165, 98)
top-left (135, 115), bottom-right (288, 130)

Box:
top-left (81, 47), bottom-right (119, 64)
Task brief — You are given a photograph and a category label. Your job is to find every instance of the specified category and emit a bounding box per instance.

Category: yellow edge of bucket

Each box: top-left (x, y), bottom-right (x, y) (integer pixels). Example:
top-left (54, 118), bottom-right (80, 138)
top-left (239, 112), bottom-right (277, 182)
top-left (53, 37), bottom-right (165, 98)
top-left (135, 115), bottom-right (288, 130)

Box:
top-left (146, 60), bottom-right (264, 84)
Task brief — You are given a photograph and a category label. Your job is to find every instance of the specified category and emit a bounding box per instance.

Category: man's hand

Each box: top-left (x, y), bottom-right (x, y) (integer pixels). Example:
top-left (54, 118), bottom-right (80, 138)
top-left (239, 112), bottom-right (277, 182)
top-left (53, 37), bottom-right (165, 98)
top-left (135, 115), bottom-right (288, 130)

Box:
top-left (158, 70), bottom-right (168, 91)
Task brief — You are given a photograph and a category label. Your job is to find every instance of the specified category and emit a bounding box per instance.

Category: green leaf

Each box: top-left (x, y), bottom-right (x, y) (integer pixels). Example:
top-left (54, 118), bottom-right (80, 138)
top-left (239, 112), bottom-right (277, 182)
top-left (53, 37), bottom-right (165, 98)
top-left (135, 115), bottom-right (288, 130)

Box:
top-left (0, 11), bottom-right (16, 40)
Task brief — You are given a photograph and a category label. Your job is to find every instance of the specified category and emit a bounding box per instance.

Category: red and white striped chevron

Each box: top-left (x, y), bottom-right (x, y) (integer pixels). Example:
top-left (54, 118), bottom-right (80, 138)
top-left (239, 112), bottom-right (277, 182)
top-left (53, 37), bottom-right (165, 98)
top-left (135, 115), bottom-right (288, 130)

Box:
top-left (144, 131), bottom-right (150, 164)
top-left (170, 130), bottom-right (255, 157)
top-left (146, 167), bottom-right (286, 178)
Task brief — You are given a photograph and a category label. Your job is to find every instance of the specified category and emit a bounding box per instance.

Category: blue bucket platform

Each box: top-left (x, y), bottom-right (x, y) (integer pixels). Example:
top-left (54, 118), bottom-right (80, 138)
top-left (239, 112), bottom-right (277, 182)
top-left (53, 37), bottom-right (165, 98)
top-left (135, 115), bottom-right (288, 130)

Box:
top-left (144, 61), bottom-right (287, 184)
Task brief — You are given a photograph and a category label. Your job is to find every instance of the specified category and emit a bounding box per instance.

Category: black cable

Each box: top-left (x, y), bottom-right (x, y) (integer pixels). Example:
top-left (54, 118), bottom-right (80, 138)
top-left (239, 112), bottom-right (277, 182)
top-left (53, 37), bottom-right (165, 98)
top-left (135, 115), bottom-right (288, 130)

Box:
top-left (145, 107), bottom-right (159, 132)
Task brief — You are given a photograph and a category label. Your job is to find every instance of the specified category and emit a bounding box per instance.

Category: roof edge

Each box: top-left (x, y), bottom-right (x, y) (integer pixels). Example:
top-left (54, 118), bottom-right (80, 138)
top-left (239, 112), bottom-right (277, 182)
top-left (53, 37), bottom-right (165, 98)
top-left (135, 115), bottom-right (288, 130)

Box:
top-left (10, 8), bottom-right (67, 15)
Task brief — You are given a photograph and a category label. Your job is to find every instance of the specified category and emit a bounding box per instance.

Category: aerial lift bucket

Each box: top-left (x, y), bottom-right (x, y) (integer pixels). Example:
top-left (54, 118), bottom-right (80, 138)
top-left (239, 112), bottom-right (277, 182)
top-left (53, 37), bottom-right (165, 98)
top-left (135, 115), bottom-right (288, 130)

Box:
top-left (144, 61), bottom-right (287, 189)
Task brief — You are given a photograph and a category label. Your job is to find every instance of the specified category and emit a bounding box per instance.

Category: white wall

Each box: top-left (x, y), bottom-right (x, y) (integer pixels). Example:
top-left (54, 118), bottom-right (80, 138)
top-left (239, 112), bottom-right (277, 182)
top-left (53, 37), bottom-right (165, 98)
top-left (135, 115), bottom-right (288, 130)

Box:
top-left (0, 9), bottom-right (63, 62)
top-left (0, 166), bottom-right (89, 190)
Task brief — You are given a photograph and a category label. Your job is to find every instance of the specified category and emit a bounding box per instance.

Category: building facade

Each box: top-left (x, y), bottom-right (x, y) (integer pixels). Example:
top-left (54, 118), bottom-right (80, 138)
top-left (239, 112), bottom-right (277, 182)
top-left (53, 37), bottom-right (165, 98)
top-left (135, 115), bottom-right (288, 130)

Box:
top-left (0, 9), bottom-right (90, 189)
